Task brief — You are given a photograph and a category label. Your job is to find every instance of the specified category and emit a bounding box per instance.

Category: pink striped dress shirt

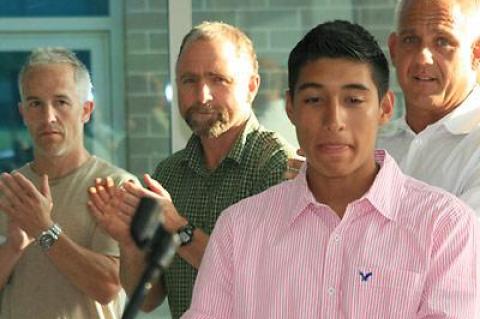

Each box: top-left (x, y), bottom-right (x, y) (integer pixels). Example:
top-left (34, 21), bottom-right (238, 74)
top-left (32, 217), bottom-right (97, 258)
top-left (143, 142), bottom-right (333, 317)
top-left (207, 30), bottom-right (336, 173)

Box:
top-left (182, 151), bottom-right (480, 319)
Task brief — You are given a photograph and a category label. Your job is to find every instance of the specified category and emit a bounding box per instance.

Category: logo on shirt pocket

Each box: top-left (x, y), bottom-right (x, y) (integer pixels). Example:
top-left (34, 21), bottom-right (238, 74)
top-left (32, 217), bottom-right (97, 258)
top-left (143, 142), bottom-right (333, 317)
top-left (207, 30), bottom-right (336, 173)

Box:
top-left (359, 271), bottom-right (373, 282)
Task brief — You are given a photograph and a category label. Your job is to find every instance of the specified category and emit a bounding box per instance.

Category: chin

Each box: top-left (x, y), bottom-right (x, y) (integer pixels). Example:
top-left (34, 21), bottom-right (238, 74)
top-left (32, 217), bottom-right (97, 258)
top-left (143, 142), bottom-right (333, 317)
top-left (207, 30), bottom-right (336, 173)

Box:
top-left (37, 146), bottom-right (67, 158)
top-left (309, 163), bottom-right (353, 179)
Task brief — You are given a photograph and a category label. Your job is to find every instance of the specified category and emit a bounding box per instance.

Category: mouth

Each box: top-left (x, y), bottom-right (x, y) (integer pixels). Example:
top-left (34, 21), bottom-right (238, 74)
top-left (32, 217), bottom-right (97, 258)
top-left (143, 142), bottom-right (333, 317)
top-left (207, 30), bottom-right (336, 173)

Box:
top-left (39, 131), bottom-right (62, 137)
top-left (316, 143), bottom-right (350, 154)
top-left (413, 75), bottom-right (436, 82)
top-left (194, 110), bottom-right (215, 115)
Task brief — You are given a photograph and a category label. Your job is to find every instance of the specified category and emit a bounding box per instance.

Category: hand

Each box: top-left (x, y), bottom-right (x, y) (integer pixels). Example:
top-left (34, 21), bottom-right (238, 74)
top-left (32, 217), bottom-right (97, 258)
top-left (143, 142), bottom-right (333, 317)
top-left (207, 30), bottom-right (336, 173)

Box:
top-left (88, 177), bottom-right (138, 247)
top-left (284, 148), bottom-right (306, 180)
top-left (0, 173), bottom-right (53, 238)
top-left (6, 219), bottom-right (34, 253)
top-left (123, 174), bottom-right (187, 234)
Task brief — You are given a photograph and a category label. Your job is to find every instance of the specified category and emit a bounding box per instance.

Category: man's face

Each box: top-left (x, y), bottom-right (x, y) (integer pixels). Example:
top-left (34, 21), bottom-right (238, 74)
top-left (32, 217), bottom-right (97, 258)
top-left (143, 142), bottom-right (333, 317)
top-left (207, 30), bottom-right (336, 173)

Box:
top-left (286, 58), bottom-right (392, 180)
top-left (19, 63), bottom-right (93, 159)
top-left (389, 0), bottom-right (479, 116)
top-left (176, 38), bottom-right (259, 138)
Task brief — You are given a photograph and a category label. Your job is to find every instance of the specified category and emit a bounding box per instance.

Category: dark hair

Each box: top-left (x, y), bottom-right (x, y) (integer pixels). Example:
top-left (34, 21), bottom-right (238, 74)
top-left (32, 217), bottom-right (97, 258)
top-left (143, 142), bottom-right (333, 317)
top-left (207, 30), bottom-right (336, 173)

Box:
top-left (288, 20), bottom-right (389, 99)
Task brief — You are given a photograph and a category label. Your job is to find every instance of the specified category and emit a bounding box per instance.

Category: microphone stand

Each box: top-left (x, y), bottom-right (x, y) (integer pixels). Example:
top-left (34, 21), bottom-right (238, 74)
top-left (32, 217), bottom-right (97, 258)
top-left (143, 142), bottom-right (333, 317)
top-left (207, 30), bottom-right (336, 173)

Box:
top-left (122, 224), bottom-right (179, 319)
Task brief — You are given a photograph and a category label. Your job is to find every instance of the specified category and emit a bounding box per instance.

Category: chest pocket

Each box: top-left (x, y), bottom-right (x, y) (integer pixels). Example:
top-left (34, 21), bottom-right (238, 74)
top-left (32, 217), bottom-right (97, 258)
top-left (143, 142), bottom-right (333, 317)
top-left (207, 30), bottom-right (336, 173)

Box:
top-left (342, 265), bottom-right (422, 319)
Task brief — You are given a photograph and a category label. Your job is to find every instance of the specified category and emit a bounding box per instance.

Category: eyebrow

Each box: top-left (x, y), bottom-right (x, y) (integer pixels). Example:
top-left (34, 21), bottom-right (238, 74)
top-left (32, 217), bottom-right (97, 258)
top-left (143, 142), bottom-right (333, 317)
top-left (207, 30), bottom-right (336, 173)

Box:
top-left (25, 94), bottom-right (72, 101)
top-left (296, 82), bottom-right (370, 92)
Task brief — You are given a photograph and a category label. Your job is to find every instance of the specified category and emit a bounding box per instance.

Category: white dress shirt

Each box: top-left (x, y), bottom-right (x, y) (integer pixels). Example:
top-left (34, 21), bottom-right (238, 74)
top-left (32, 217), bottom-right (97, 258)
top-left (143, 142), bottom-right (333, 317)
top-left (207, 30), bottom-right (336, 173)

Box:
top-left (377, 86), bottom-right (480, 215)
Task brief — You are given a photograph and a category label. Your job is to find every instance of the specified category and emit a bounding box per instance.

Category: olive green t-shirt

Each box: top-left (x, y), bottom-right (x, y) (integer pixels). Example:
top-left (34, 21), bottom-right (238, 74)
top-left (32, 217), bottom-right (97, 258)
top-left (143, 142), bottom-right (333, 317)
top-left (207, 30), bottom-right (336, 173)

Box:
top-left (0, 156), bottom-right (136, 319)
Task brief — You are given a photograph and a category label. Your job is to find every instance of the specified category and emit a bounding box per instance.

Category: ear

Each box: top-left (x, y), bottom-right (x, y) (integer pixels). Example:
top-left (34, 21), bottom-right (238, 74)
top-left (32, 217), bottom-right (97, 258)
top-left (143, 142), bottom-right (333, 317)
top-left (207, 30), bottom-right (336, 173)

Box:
top-left (378, 90), bottom-right (395, 126)
top-left (82, 101), bottom-right (95, 123)
top-left (285, 90), bottom-right (295, 125)
top-left (247, 74), bottom-right (260, 103)
top-left (472, 38), bottom-right (480, 70)
top-left (387, 32), bottom-right (398, 67)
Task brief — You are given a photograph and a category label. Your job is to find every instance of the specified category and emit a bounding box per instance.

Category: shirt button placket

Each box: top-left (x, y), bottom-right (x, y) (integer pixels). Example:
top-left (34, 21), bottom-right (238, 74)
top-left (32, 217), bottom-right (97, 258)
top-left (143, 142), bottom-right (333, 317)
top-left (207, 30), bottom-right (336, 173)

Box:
top-left (327, 287), bottom-right (335, 295)
top-left (321, 231), bottom-right (342, 318)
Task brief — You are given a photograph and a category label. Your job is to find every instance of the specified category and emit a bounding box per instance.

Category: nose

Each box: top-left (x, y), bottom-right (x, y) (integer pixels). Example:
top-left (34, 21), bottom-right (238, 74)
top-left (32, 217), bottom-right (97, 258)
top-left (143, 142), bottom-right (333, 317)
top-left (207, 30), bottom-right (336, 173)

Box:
top-left (416, 46), bottom-right (434, 65)
top-left (197, 82), bottom-right (213, 104)
top-left (322, 100), bottom-right (345, 132)
top-left (42, 103), bottom-right (57, 123)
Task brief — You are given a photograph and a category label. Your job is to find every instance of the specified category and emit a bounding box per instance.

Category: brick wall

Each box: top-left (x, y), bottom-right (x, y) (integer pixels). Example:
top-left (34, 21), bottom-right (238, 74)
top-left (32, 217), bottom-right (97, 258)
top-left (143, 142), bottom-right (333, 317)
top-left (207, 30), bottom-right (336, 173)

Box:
top-left (124, 0), bottom-right (402, 175)
top-left (125, 0), bottom-right (171, 177)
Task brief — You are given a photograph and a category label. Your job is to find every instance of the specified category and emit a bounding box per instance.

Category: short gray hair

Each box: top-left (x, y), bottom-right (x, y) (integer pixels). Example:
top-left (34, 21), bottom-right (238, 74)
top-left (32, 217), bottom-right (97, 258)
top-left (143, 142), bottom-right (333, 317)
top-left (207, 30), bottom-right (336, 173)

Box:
top-left (177, 21), bottom-right (258, 75)
top-left (18, 47), bottom-right (94, 102)
top-left (394, 0), bottom-right (480, 36)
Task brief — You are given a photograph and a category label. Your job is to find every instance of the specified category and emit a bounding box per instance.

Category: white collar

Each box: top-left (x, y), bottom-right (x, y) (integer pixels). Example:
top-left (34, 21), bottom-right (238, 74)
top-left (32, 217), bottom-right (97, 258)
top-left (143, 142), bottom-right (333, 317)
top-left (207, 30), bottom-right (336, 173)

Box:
top-left (386, 85), bottom-right (480, 136)
top-left (442, 86), bottom-right (480, 134)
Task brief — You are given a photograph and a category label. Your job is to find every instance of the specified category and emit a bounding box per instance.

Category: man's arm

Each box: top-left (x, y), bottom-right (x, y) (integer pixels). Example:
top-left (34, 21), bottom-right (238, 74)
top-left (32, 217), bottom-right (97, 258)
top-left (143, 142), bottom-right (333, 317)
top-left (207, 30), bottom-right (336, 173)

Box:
top-left (44, 234), bottom-right (121, 304)
top-left (417, 205), bottom-right (480, 318)
top-left (0, 220), bottom-right (33, 289)
top-left (140, 175), bottom-right (210, 269)
top-left (0, 243), bottom-right (20, 290)
top-left (89, 175), bottom-right (210, 311)
top-left (119, 243), bottom-right (167, 312)
top-left (88, 177), bottom-right (169, 311)
top-left (0, 172), bottom-right (121, 304)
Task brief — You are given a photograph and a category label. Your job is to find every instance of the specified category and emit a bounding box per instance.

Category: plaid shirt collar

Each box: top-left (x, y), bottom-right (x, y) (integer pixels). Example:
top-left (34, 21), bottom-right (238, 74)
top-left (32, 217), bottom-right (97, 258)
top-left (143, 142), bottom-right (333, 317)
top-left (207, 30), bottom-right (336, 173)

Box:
top-left (182, 112), bottom-right (260, 173)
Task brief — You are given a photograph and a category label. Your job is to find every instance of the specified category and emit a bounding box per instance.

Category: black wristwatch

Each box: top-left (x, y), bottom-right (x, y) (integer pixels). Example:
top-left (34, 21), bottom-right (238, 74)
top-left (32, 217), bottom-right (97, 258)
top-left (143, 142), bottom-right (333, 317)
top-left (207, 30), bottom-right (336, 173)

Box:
top-left (177, 223), bottom-right (196, 246)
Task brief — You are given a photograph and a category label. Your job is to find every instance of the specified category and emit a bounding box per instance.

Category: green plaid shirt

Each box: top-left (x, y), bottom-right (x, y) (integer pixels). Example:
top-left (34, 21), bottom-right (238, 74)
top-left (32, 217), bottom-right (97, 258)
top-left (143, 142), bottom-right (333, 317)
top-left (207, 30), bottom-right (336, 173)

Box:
top-left (153, 114), bottom-right (295, 318)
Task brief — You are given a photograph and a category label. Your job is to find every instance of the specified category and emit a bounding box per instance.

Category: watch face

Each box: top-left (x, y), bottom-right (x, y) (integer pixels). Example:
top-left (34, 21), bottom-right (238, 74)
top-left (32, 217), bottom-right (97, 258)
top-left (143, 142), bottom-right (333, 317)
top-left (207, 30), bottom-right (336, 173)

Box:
top-left (39, 234), bottom-right (55, 249)
top-left (178, 224), bottom-right (195, 246)
top-left (179, 232), bottom-right (190, 244)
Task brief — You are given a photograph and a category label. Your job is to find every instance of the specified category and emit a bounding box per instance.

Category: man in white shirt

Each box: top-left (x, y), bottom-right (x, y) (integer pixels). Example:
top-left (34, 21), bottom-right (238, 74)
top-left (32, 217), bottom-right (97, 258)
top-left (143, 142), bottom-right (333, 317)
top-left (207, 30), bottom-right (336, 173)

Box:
top-left (377, 0), bottom-right (480, 213)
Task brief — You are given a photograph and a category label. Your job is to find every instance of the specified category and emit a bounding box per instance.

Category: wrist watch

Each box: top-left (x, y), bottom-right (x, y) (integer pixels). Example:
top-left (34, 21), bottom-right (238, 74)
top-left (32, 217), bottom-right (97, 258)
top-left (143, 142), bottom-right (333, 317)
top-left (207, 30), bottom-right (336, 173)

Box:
top-left (177, 223), bottom-right (195, 246)
top-left (37, 223), bottom-right (62, 252)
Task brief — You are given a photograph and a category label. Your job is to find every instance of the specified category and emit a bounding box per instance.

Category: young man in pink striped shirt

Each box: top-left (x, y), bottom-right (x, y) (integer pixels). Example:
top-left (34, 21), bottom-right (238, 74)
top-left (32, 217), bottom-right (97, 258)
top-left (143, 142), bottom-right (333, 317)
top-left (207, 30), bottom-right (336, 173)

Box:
top-left (182, 20), bottom-right (480, 318)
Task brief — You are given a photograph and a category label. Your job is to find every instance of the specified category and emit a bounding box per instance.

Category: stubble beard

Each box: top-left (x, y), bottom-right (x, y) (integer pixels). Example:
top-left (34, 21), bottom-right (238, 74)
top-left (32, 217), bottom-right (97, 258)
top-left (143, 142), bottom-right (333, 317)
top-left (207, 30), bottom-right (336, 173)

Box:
top-left (185, 104), bottom-right (230, 138)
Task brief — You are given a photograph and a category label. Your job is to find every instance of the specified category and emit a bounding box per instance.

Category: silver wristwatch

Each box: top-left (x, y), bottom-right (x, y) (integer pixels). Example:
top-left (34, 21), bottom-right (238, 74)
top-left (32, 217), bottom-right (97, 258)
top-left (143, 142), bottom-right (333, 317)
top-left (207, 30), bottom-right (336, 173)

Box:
top-left (37, 223), bottom-right (62, 252)
top-left (177, 223), bottom-right (195, 246)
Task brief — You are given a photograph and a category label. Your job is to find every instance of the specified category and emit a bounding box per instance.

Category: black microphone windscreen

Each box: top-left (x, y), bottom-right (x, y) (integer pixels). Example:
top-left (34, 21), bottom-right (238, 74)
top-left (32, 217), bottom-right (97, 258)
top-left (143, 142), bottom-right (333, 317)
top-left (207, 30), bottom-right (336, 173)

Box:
top-left (130, 197), bottom-right (162, 249)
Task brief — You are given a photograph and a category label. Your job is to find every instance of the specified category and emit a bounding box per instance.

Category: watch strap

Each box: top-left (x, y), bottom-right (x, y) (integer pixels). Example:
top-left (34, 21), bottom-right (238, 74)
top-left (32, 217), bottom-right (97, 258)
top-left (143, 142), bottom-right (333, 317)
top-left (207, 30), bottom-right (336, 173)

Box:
top-left (37, 223), bottom-right (62, 251)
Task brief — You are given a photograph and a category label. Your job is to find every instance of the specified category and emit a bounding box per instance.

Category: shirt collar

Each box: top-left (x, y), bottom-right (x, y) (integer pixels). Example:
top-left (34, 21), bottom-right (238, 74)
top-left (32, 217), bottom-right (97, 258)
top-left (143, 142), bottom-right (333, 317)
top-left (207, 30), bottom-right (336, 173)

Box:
top-left (361, 150), bottom-right (405, 222)
top-left (285, 150), bottom-right (405, 226)
top-left (391, 85), bottom-right (480, 136)
top-left (442, 85), bottom-right (480, 135)
top-left (182, 112), bottom-right (260, 171)
top-left (225, 112), bottom-right (261, 163)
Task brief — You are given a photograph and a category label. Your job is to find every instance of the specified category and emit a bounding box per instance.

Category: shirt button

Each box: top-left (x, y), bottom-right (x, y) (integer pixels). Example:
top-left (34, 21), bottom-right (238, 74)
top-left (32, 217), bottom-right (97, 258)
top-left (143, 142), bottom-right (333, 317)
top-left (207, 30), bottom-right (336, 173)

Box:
top-left (333, 234), bottom-right (341, 242)
top-left (327, 287), bottom-right (335, 295)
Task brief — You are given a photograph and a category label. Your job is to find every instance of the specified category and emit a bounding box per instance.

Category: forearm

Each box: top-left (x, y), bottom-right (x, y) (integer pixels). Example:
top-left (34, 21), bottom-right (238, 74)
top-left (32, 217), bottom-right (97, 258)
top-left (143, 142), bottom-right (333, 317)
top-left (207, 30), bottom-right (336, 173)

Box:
top-left (45, 234), bottom-right (121, 304)
top-left (119, 243), bottom-right (167, 312)
top-left (0, 242), bottom-right (23, 290)
top-left (177, 228), bottom-right (209, 269)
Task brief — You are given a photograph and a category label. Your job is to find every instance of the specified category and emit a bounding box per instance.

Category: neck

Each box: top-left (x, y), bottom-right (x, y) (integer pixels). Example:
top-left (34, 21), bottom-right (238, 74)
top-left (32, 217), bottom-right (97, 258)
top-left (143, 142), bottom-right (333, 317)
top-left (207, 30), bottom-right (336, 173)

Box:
top-left (405, 86), bottom-right (475, 133)
top-left (307, 161), bottom-right (379, 219)
top-left (30, 148), bottom-right (91, 179)
top-left (405, 108), bottom-right (444, 133)
top-left (200, 121), bottom-right (247, 170)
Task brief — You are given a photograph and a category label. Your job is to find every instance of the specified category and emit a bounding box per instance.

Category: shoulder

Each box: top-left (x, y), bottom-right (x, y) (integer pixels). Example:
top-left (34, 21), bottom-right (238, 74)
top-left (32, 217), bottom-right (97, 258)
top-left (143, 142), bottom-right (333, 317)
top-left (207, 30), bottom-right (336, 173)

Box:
top-left (88, 156), bottom-right (138, 184)
top-left (399, 175), bottom-right (476, 228)
top-left (243, 127), bottom-right (295, 167)
top-left (221, 179), bottom-right (292, 223)
top-left (249, 127), bottom-right (295, 154)
top-left (152, 149), bottom-right (188, 178)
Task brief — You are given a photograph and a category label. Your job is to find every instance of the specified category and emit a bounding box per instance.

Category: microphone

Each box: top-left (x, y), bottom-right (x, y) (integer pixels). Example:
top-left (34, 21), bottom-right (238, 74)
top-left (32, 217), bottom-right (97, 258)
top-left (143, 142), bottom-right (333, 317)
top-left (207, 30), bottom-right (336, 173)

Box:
top-left (122, 197), bottom-right (180, 319)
